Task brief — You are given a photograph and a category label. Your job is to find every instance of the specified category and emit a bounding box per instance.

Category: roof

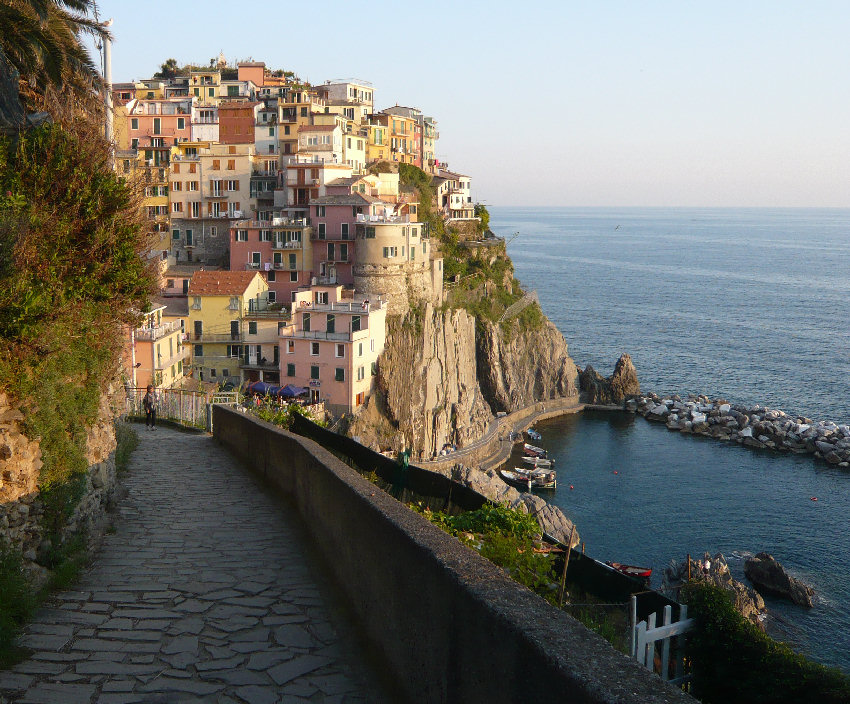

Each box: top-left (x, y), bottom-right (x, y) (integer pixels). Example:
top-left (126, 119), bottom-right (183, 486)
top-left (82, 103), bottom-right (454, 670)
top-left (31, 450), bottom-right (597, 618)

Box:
top-left (326, 176), bottom-right (364, 187)
top-left (188, 270), bottom-right (260, 296)
top-left (310, 193), bottom-right (382, 206)
top-left (152, 296), bottom-right (189, 317)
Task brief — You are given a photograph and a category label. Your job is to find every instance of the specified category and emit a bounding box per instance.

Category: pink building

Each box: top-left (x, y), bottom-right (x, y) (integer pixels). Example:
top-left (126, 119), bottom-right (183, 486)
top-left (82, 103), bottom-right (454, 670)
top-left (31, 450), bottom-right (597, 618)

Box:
top-left (280, 285), bottom-right (387, 416)
top-left (229, 217), bottom-right (313, 305)
top-left (127, 98), bottom-right (193, 150)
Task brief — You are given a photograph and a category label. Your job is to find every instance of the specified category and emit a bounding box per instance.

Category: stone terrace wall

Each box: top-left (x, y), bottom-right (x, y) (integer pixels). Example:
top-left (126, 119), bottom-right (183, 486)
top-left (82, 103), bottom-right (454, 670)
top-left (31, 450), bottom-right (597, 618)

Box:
top-left (0, 388), bottom-right (120, 569)
top-left (213, 406), bottom-right (694, 704)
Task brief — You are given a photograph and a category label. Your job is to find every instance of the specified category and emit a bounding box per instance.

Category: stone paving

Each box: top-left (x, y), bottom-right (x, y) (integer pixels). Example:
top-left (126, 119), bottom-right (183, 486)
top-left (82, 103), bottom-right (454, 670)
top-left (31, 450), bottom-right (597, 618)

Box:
top-left (0, 426), bottom-right (392, 703)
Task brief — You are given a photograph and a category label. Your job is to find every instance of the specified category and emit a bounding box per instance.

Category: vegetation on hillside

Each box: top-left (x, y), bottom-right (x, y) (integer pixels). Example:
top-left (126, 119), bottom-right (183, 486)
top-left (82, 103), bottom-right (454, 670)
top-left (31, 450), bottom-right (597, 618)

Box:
top-left (396, 163), bottom-right (543, 333)
top-left (0, 120), bottom-right (154, 534)
top-left (681, 580), bottom-right (850, 703)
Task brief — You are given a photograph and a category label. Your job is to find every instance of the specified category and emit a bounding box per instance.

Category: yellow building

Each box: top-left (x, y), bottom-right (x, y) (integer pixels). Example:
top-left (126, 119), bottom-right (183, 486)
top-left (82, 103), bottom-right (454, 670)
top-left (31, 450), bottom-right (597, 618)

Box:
top-left (363, 123), bottom-right (388, 164)
top-left (132, 304), bottom-right (188, 390)
top-left (189, 70), bottom-right (222, 105)
top-left (187, 270), bottom-right (279, 386)
top-left (115, 148), bottom-right (171, 256)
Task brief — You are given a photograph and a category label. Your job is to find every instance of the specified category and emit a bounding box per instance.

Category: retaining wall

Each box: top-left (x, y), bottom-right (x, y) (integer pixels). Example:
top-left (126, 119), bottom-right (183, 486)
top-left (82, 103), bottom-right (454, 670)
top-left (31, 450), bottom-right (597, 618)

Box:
top-left (213, 405), bottom-right (693, 704)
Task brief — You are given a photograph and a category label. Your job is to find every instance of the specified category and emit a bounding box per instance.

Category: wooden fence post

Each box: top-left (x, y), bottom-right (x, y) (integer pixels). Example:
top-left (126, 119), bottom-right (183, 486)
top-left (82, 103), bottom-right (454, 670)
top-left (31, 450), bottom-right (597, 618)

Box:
top-left (557, 525), bottom-right (576, 607)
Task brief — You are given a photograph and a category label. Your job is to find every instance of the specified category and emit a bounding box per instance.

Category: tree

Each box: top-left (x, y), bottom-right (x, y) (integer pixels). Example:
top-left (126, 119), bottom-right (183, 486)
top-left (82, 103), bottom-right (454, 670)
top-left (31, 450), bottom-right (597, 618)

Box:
top-left (153, 57), bottom-right (178, 79)
top-left (0, 0), bottom-right (107, 102)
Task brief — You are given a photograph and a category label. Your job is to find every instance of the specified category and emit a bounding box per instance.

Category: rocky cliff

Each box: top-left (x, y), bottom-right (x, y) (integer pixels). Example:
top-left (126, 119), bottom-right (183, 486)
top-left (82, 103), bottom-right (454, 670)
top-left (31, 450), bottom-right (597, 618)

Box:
top-left (580, 353), bottom-right (640, 404)
top-left (477, 317), bottom-right (579, 413)
top-left (348, 303), bottom-right (580, 459)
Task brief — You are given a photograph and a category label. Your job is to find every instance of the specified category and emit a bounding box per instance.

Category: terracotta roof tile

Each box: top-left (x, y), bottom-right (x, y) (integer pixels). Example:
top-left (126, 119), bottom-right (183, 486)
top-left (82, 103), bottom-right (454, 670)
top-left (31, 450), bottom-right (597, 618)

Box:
top-left (188, 270), bottom-right (260, 296)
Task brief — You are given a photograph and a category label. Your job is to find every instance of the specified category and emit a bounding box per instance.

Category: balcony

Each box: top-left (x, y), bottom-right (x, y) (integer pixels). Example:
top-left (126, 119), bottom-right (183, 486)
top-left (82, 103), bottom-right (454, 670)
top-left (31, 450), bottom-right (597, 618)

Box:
top-left (239, 357), bottom-right (280, 371)
top-left (355, 213), bottom-right (410, 224)
top-left (155, 347), bottom-right (190, 370)
top-left (279, 325), bottom-right (369, 343)
top-left (294, 299), bottom-right (384, 314)
top-left (192, 332), bottom-right (244, 343)
top-left (273, 240), bottom-right (303, 250)
top-left (135, 320), bottom-right (182, 341)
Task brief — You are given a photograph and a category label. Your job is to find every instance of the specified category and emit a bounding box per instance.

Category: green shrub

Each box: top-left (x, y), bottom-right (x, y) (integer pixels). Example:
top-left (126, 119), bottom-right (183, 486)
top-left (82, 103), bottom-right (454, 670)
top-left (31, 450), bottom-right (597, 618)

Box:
top-left (682, 580), bottom-right (850, 703)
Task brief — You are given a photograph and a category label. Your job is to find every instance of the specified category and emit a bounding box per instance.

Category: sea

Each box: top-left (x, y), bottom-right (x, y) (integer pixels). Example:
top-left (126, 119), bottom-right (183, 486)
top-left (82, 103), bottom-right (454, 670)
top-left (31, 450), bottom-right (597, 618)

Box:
top-left (490, 207), bottom-right (850, 672)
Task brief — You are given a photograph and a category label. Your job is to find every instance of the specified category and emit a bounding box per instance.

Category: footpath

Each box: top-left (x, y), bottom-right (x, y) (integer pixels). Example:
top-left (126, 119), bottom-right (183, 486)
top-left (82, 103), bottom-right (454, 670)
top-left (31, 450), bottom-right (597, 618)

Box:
top-left (0, 426), bottom-right (391, 704)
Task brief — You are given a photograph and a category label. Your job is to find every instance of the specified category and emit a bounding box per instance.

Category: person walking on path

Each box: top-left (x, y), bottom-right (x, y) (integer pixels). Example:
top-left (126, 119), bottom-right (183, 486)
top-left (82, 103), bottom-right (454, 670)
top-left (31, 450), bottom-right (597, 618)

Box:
top-left (142, 384), bottom-right (157, 430)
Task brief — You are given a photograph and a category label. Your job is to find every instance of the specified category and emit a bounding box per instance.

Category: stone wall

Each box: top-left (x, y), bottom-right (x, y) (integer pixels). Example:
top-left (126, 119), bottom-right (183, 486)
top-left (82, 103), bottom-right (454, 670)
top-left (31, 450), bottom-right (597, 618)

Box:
top-left (353, 261), bottom-right (435, 315)
top-left (214, 406), bottom-right (694, 704)
top-left (0, 386), bottom-right (121, 572)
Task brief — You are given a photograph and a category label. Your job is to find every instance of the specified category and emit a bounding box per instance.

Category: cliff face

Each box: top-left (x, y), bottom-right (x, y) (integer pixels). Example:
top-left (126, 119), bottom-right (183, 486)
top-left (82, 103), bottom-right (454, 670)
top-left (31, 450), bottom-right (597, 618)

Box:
top-left (363, 304), bottom-right (493, 459)
top-left (477, 317), bottom-right (579, 412)
top-left (348, 304), bottom-right (580, 459)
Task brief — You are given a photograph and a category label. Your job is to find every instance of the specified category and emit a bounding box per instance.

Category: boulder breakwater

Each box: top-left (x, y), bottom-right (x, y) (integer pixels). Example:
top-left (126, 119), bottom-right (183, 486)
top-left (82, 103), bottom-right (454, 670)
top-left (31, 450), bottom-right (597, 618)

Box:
top-left (629, 393), bottom-right (850, 467)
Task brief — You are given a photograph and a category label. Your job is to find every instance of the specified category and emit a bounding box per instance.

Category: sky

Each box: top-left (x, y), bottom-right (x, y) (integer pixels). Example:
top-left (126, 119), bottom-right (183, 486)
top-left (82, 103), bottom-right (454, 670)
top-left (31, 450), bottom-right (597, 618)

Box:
top-left (89, 0), bottom-right (850, 207)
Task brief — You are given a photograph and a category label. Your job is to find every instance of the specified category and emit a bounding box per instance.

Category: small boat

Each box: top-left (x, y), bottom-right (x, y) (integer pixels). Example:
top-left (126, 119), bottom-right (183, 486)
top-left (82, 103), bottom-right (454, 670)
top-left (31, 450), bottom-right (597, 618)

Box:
top-left (523, 443), bottom-right (547, 458)
top-left (527, 429), bottom-right (542, 441)
top-left (522, 455), bottom-right (553, 468)
top-left (499, 467), bottom-right (557, 490)
top-left (606, 561), bottom-right (652, 579)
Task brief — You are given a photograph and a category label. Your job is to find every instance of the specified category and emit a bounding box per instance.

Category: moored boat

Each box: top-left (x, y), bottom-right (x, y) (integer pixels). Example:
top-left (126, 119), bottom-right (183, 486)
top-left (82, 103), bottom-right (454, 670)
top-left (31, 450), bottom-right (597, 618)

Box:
top-left (527, 429), bottom-right (542, 441)
top-left (522, 455), bottom-right (553, 468)
top-left (523, 442), bottom-right (547, 457)
top-left (499, 467), bottom-right (557, 490)
top-left (605, 561), bottom-right (652, 579)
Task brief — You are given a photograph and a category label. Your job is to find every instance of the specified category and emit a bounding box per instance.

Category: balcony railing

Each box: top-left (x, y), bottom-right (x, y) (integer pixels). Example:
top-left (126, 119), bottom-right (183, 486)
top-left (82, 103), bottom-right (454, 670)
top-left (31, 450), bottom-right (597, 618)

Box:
top-left (155, 347), bottom-right (190, 370)
top-left (279, 326), bottom-right (369, 342)
top-left (238, 358), bottom-right (280, 370)
top-left (192, 332), bottom-right (243, 343)
top-left (135, 320), bottom-right (182, 341)
top-left (295, 300), bottom-right (382, 313)
top-left (355, 213), bottom-right (410, 224)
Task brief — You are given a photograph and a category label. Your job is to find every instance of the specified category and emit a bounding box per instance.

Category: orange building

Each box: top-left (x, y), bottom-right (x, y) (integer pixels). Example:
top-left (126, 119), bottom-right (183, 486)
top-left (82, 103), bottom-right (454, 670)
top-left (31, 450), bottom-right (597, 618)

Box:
top-left (219, 101), bottom-right (261, 144)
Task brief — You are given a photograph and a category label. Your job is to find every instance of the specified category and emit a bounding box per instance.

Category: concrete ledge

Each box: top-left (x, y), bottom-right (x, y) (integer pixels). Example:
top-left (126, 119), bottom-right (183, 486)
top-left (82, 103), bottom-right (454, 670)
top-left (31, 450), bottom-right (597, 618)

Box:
top-left (213, 405), bottom-right (693, 704)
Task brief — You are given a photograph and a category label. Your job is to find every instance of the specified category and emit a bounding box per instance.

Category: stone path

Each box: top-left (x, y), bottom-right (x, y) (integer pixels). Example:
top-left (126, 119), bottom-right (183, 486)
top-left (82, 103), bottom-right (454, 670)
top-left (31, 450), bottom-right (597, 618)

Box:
top-left (0, 426), bottom-right (392, 703)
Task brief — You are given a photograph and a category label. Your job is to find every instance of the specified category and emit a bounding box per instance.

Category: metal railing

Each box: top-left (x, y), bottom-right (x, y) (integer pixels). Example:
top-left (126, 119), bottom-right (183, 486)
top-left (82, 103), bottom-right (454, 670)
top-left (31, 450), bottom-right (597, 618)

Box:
top-left (135, 320), bottom-right (182, 341)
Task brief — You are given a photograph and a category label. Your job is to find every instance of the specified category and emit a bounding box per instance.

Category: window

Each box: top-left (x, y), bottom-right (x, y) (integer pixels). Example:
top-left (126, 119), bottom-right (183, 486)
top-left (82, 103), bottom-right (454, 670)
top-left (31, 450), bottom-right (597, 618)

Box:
top-left (194, 344), bottom-right (203, 356)
top-left (285, 340), bottom-right (295, 355)
top-left (356, 366), bottom-right (365, 381)
top-left (208, 87), bottom-right (214, 98)
top-left (327, 243), bottom-right (335, 261)
top-left (190, 202), bottom-right (200, 218)
top-left (341, 223), bottom-right (349, 239)
top-left (315, 291), bottom-right (328, 305)
top-left (177, 117), bottom-right (185, 130)
top-left (172, 202), bottom-right (182, 213)
top-left (171, 181), bottom-right (182, 191)
top-left (351, 315), bottom-right (361, 332)
top-left (251, 252), bottom-right (261, 268)
top-left (302, 313), bottom-right (310, 332)
top-left (269, 126), bottom-right (275, 136)
top-left (229, 296), bottom-right (240, 311)
top-left (260, 229), bottom-right (271, 242)
top-left (310, 365), bottom-right (320, 380)
top-left (236, 229), bottom-right (248, 242)
top-left (188, 181), bottom-right (198, 191)
top-left (311, 342), bottom-right (319, 356)
top-left (300, 107), bottom-right (308, 117)
top-left (212, 160), bottom-right (220, 170)
top-left (172, 229), bottom-right (180, 240)
top-left (289, 253), bottom-right (297, 270)
top-left (191, 296), bottom-right (201, 310)
top-left (186, 229), bottom-right (194, 246)
top-left (249, 321), bottom-right (258, 335)
top-left (210, 226), bottom-right (217, 237)
top-left (371, 339), bottom-right (375, 352)
top-left (358, 342), bottom-right (363, 357)
top-left (382, 246), bottom-right (398, 258)
top-left (130, 138), bottom-right (139, 149)
top-left (226, 345), bottom-right (241, 357)
top-left (364, 226), bottom-right (375, 238)
top-left (287, 363), bottom-right (295, 377)
top-left (226, 180), bottom-right (239, 192)
top-left (284, 125), bottom-right (290, 135)
top-left (316, 205), bottom-right (326, 217)
top-left (335, 368), bottom-right (345, 382)
top-left (336, 344), bottom-right (344, 358)
top-left (340, 243), bottom-right (348, 261)
top-left (227, 160), bottom-right (235, 170)
top-left (371, 361), bottom-right (377, 376)
top-left (267, 269), bottom-right (276, 282)
top-left (130, 118), bottom-right (138, 130)
top-left (317, 223), bottom-right (326, 239)
top-left (411, 246), bottom-right (416, 260)
top-left (290, 271), bottom-right (298, 283)
top-left (326, 314), bottom-right (335, 333)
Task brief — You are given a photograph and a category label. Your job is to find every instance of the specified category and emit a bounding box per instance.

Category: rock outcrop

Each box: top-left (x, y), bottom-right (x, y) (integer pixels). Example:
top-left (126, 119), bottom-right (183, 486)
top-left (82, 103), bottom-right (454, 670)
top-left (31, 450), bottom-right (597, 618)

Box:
top-left (349, 302), bottom-right (580, 460)
top-left (580, 353), bottom-right (640, 404)
top-left (744, 552), bottom-right (815, 608)
top-left (662, 552), bottom-right (765, 627)
top-left (476, 317), bottom-right (579, 413)
top-left (446, 464), bottom-right (580, 548)
top-left (632, 392), bottom-right (850, 467)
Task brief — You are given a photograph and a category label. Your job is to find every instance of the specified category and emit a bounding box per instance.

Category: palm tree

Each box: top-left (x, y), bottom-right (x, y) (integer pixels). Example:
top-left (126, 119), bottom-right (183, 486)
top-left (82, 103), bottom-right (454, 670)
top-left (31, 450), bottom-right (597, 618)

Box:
top-left (0, 0), bottom-right (108, 99)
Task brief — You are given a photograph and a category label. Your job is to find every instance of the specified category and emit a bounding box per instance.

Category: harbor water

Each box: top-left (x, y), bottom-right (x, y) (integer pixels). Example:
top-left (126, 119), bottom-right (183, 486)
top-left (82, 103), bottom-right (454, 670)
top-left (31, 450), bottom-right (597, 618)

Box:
top-left (493, 207), bottom-right (850, 672)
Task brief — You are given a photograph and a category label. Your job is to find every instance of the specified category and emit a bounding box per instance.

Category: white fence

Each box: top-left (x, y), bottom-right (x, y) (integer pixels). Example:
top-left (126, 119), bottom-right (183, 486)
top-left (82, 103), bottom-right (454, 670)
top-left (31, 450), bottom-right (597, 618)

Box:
top-left (630, 596), bottom-right (693, 686)
top-left (125, 388), bottom-right (240, 430)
